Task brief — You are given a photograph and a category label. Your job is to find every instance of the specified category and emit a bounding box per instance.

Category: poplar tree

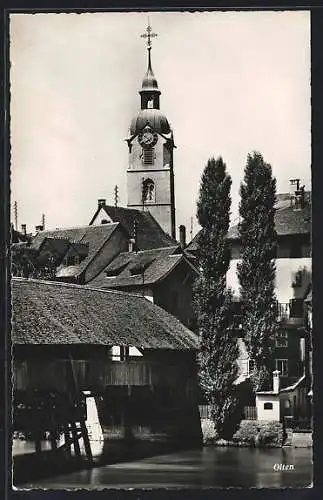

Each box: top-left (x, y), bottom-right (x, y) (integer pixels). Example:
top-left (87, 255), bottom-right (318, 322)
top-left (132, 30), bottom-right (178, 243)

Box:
top-left (237, 152), bottom-right (278, 392)
top-left (194, 157), bottom-right (241, 440)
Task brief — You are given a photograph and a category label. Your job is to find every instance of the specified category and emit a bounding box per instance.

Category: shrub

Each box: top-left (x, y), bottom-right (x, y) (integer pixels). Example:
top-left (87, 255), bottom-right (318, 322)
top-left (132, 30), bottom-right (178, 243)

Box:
top-left (257, 421), bottom-right (284, 447)
top-left (201, 419), bottom-right (218, 445)
top-left (232, 420), bottom-right (259, 446)
top-left (232, 420), bottom-right (283, 447)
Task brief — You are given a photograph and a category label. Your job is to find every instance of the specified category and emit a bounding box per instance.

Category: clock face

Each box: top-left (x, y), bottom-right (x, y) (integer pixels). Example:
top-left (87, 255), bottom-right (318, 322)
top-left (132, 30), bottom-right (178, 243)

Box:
top-left (139, 131), bottom-right (158, 148)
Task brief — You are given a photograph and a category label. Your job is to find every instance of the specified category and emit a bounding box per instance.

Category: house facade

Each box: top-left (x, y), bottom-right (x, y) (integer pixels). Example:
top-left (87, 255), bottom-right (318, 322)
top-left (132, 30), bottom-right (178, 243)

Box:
top-left (90, 245), bottom-right (199, 330)
top-left (225, 186), bottom-right (311, 390)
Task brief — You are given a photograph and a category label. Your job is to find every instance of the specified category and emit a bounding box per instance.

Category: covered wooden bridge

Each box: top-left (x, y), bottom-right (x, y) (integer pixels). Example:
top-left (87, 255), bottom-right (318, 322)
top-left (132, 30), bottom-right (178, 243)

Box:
top-left (12, 278), bottom-right (202, 481)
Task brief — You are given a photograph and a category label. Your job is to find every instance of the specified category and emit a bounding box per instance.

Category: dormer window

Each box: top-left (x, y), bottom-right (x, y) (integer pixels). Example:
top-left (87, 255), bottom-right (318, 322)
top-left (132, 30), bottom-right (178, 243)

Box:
top-left (63, 253), bottom-right (85, 266)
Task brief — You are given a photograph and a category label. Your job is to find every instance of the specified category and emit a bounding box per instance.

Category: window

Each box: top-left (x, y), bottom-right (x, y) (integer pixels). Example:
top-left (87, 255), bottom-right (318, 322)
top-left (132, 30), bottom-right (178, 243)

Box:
top-left (292, 270), bottom-right (303, 288)
top-left (111, 345), bottom-right (129, 362)
top-left (275, 329), bottom-right (288, 347)
top-left (63, 254), bottom-right (83, 266)
top-left (142, 148), bottom-right (154, 165)
top-left (142, 178), bottom-right (155, 203)
top-left (120, 346), bottom-right (129, 361)
top-left (264, 402), bottom-right (273, 410)
top-left (64, 255), bottom-right (75, 266)
top-left (275, 359), bottom-right (288, 377)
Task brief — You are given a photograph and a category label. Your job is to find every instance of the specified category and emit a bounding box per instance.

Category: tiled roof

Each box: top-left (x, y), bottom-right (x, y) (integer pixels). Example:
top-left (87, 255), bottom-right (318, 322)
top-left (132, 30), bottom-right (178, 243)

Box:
top-left (185, 232), bottom-right (200, 253)
top-left (186, 193), bottom-right (311, 251)
top-left (12, 278), bottom-right (198, 350)
top-left (227, 201), bottom-right (311, 240)
top-left (89, 246), bottom-right (195, 289)
top-left (39, 237), bottom-right (71, 256)
top-left (274, 202), bottom-right (311, 236)
top-left (31, 223), bottom-right (120, 279)
top-left (90, 205), bottom-right (176, 250)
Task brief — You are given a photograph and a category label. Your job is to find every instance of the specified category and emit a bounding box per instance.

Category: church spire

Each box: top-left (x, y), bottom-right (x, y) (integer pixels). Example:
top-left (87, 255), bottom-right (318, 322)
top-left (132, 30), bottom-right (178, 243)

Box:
top-left (140, 21), bottom-right (160, 109)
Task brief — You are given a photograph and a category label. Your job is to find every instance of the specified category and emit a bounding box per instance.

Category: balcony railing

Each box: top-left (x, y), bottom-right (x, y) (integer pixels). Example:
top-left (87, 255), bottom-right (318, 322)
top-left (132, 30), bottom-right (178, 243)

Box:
top-left (276, 299), bottom-right (304, 321)
top-left (230, 299), bottom-right (304, 329)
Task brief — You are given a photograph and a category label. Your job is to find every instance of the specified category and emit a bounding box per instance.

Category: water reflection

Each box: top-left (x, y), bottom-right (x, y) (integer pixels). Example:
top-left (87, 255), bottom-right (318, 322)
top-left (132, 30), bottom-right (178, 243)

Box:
top-left (21, 446), bottom-right (313, 489)
top-left (12, 435), bottom-right (105, 458)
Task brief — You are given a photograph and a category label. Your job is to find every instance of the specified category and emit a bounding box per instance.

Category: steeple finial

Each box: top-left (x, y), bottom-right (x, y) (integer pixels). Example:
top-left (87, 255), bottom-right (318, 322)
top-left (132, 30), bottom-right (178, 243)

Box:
top-left (139, 19), bottom-right (160, 108)
top-left (140, 18), bottom-right (158, 49)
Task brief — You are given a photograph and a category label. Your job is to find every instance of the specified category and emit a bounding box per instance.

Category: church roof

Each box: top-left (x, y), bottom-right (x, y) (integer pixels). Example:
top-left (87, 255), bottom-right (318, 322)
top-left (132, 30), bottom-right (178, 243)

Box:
top-left (12, 278), bottom-right (198, 350)
top-left (90, 205), bottom-right (176, 250)
top-left (139, 33), bottom-right (160, 94)
top-left (130, 108), bottom-right (171, 135)
top-left (31, 223), bottom-right (121, 280)
top-left (186, 192), bottom-right (311, 252)
top-left (141, 62), bottom-right (160, 93)
top-left (89, 245), bottom-right (198, 289)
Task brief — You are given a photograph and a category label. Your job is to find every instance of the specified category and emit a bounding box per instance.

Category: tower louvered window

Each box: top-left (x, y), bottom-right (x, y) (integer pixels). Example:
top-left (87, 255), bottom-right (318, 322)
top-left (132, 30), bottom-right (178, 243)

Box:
top-left (143, 148), bottom-right (154, 165)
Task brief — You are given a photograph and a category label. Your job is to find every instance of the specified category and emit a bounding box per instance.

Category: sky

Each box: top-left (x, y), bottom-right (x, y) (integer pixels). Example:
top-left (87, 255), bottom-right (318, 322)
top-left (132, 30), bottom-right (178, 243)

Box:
top-left (10, 11), bottom-right (311, 239)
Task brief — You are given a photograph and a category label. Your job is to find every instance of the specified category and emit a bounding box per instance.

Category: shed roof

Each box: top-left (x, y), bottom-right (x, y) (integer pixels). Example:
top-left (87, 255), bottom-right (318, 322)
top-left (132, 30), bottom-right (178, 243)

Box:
top-left (12, 278), bottom-right (198, 350)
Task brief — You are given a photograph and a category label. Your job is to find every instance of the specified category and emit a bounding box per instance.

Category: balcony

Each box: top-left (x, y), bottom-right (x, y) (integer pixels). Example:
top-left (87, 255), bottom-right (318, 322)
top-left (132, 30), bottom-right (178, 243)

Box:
top-left (276, 299), bottom-right (304, 326)
top-left (230, 299), bottom-right (304, 331)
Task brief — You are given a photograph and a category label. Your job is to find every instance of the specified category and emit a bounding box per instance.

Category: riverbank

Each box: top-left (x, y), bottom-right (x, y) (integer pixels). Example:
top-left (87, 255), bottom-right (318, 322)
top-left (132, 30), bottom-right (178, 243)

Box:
top-left (201, 419), bottom-right (312, 448)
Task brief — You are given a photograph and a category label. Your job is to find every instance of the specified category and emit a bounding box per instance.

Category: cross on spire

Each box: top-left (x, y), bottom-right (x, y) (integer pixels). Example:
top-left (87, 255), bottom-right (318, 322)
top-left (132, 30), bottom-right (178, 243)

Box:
top-left (140, 19), bottom-right (157, 48)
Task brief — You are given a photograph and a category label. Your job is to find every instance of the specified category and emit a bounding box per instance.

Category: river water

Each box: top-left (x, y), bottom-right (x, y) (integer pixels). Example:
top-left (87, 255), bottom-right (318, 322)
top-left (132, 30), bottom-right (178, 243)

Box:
top-left (20, 447), bottom-right (312, 489)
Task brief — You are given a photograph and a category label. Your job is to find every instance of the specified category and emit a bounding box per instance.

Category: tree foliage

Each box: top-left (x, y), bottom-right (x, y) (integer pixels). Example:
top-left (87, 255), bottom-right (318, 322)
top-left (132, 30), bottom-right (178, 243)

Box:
top-left (237, 152), bottom-right (278, 391)
top-left (194, 157), bottom-right (241, 440)
top-left (12, 244), bottom-right (57, 280)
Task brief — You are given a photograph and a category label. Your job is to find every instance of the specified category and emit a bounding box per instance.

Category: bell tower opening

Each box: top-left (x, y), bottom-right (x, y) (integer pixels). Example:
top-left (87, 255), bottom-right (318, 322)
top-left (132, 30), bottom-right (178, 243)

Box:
top-left (142, 178), bottom-right (156, 203)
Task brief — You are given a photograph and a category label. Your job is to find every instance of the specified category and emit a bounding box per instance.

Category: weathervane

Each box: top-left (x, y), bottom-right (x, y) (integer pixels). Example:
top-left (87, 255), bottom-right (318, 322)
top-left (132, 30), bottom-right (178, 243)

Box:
top-left (140, 18), bottom-right (158, 48)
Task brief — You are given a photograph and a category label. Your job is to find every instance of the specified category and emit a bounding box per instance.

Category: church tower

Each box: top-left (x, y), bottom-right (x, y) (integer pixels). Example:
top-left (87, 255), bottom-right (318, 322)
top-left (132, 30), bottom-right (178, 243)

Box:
top-left (126, 23), bottom-right (176, 239)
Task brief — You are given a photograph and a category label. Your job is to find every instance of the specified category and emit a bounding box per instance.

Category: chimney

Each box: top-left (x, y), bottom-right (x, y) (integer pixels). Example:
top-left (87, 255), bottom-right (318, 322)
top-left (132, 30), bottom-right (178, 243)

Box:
top-left (289, 179), bottom-right (306, 210)
top-left (129, 218), bottom-right (138, 253)
top-left (35, 225), bottom-right (43, 233)
top-left (98, 198), bottom-right (106, 208)
top-left (128, 237), bottom-right (136, 252)
top-left (294, 186), bottom-right (306, 211)
top-left (179, 225), bottom-right (186, 249)
top-left (21, 224), bottom-right (27, 236)
top-left (273, 370), bottom-right (280, 394)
